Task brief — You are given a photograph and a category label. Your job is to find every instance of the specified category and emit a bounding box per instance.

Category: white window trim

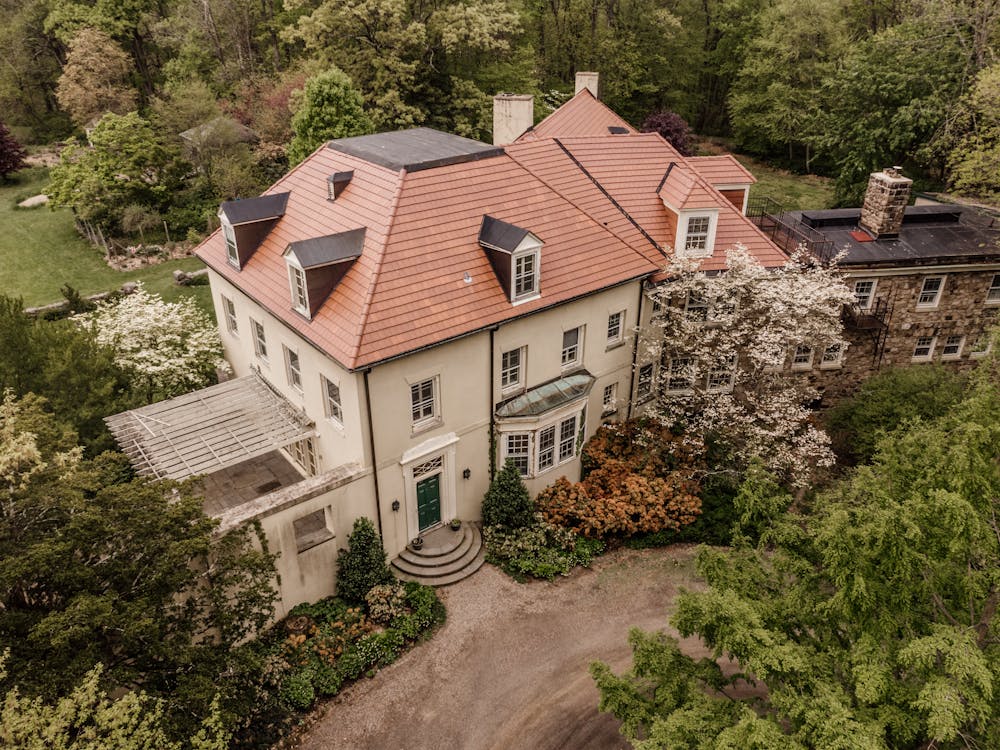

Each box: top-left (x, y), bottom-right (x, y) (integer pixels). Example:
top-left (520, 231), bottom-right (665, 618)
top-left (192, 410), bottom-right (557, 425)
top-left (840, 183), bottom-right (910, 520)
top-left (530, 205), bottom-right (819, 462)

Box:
top-left (674, 210), bottom-right (719, 259)
top-left (916, 276), bottom-right (945, 309)
top-left (853, 279), bottom-right (877, 310)
top-left (222, 218), bottom-right (239, 268)
top-left (602, 382), bottom-right (618, 414)
top-left (970, 335), bottom-right (993, 359)
top-left (251, 319), bottom-right (268, 363)
top-left (912, 335), bottom-right (937, 362)
top-left (684, 291), bottom-right (710, 321)
top-left (510, 237), bottom-right (542, 305)
top-left (284, 345), bottom-right (303, 392)
top-left (940, 335), bottom-right (964, 360)
top-left (561, 326), bottom-right (584, 370)
top-left (321, 374), bottom-right (344, 425)
top-left (497, 400), bottom-right (586, 479)
top-left (500, 346), bottom-right (526, 393)
top-left (791, 345), bottom-right (814, 371)
top-left (705, 355), bottom-right (736, 392)
top-left (636, 363), bottom-right (656, 402)
top-left (221, 295), bottom-right (238, 335)
top-left (410, 376), bottom-right (440, 433)
top-left (287, 260), bottom-right (310, 318)
top-left (819, 343), bottom-right (845, 369)
top-left (986, 274), bottom-right (1000, 305)
top-left (606, 310), bottom-right (625, 347)
top-left (665, 357), bottom-right (695, 394)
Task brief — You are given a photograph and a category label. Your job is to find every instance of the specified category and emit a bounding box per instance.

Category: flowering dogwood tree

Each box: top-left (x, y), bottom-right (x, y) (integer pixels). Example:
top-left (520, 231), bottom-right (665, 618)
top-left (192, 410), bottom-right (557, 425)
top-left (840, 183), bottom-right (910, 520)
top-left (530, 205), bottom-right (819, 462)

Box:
top-left (643, 246), bottom-right (854, 483)
top-left (86, 285), bottom-right (224, 401)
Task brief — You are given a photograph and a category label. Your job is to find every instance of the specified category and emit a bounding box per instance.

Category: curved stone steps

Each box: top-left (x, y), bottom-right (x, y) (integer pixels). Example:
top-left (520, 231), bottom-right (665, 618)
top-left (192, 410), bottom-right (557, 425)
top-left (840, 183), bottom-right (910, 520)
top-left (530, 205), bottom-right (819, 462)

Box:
top-left (391, 522), bottom-right (484, 587)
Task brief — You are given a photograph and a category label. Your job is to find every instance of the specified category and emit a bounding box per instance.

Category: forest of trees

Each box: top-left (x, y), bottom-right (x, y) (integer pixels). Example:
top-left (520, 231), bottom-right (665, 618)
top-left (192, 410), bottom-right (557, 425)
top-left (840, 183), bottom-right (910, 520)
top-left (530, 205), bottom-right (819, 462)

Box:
top-left (0, 0), bottom-right (998, 234)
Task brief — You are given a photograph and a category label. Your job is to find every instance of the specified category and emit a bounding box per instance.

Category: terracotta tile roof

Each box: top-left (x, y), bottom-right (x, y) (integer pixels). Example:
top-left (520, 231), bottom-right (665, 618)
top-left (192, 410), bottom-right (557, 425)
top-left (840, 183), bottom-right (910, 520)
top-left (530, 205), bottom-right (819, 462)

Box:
top-left (687, 155), bottom-right (757, 186)
top-left (656, 161), bottom-right (721, 211)
top-left (518, 89), bottom-right (636, 142)
top-left (197, 139), bottom-right (660, 370)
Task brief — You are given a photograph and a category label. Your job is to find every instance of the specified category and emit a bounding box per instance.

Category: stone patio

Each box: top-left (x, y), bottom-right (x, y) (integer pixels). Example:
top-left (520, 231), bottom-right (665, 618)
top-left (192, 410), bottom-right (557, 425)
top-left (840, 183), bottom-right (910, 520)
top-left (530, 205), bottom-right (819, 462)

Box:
top-left (200, 450), bottom-right (304, 516)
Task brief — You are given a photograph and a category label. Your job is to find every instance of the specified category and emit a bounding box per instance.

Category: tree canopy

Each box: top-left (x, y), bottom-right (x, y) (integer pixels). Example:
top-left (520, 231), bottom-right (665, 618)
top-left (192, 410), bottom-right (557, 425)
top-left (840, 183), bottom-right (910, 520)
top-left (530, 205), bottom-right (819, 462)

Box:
top-left (593, 362), bottom-right (1000, 748)
top-left (287, 67), bottom-right (373, 164)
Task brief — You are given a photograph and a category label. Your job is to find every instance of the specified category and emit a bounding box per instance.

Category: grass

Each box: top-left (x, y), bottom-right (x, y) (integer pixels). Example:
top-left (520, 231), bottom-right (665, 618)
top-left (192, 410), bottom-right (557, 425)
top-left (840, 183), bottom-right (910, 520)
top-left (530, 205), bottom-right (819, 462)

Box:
top-left (1, 167), bottom-right (212, 312)
top-left (736, 153), bottom-right (837, 211)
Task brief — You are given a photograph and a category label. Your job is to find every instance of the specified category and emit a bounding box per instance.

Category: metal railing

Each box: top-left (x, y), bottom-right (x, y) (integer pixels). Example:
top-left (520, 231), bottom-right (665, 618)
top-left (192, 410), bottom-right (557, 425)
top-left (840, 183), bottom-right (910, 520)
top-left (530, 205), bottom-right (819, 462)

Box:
top-left (746, 196), bottom-right (836, 263)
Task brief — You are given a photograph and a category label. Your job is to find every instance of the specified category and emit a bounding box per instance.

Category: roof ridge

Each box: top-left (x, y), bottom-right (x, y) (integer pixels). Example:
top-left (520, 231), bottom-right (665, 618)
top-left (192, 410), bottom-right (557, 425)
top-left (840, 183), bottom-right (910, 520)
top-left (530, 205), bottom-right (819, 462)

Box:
top-left (351, 168), bottom-right (408, 369)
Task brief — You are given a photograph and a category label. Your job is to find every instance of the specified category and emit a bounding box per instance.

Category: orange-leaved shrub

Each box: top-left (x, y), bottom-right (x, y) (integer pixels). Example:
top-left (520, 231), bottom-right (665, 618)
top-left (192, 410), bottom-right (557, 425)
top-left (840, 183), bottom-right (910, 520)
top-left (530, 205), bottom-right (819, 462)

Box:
top-left (537, 464), bottom-right (700, 538)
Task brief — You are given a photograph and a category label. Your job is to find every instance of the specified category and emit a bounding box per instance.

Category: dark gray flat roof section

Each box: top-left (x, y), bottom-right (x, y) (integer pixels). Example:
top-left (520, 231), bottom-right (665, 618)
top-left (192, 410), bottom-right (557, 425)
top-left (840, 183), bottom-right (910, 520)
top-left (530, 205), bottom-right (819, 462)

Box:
top-left (327, 127), bottom-right (504, 172)
top-left (786, 205), bottom-right (1000, 266)
top-left (220, 192), bottom-right (290, 225)
top-left (479, 215), bottom-right (531, 253)
top-left (288, 228), bottom-right (366, 268)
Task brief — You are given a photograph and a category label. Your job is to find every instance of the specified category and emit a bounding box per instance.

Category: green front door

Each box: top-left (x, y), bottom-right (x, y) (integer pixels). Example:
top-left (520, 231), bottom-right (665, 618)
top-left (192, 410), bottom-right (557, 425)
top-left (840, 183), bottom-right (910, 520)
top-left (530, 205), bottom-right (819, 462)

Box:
top-left (416, 474), bottom-right (441, 531)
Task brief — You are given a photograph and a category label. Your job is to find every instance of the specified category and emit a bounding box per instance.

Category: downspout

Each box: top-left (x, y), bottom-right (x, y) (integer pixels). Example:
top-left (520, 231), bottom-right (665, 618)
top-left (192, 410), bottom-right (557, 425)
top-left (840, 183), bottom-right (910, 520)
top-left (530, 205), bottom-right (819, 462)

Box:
top-left (627, 281), bottom-right (647, 420)
top-left (489, 325), bottom-right (499, 480)
top-left (362, 367), bottom-right (384, 537)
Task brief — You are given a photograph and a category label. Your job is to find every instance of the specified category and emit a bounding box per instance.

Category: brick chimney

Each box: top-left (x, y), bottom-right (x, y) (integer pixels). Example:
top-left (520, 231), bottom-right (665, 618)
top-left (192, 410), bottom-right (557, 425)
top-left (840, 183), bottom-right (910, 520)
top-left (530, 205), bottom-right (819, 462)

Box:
top-left (575, 72), bottom-right (600, 98)
top-left (492, 94), bottom-right (534, 146)
top-left (859, 166), bottom-right (912, 238)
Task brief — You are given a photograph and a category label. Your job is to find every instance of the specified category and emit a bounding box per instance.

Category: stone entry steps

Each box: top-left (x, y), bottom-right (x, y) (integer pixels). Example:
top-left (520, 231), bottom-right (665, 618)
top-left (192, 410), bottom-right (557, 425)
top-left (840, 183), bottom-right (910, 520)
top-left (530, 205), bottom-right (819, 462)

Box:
top-left (391, 522), bottom-right (485, 587)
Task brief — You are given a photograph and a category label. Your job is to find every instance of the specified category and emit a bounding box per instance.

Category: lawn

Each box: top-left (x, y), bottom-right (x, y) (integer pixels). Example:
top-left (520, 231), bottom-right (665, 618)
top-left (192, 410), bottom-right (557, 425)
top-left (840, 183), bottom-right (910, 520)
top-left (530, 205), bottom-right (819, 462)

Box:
top-left (1, 167), bottom-right (212, 312)
top-left (736, 153), bottom-right (837, 211)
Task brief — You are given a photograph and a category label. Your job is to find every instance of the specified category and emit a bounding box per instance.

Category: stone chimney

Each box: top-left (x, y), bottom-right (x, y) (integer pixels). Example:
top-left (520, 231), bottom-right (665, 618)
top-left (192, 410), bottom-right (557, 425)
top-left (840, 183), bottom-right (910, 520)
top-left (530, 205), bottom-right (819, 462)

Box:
top-left (859, 166), bottom-right (912, 238)
top-left (492, 94), bottom-right (534, 146)
top-left (575, 72), bottom-right (600, 98)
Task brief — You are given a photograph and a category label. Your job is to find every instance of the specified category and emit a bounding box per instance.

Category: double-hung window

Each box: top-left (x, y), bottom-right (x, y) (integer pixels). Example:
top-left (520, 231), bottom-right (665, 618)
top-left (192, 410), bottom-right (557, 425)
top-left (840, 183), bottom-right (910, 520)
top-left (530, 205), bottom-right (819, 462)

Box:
top-left (636, 363), bottom-right (654, 401)
top-left (607, 311), bottom-right (624, 345)
top-left (685, 216), bottom-right (710, 253)
top-left (288, 263), bottom-right (309, 316)
top-left (970, 334), bottom-right (992, 358)
top-left (602, 383), bottom-right (618, 413)
top-left (684, 292), bottom-right (709, 321)
top-left (705, 355), bottom-right (735, 392)
top-left (853, 279), bottom-right (876, 309)
top-left (502, 412), bottom-right (583, 478)
top-left (223, 220), bottom-right (238, 267)
top-left (820, 343), bottom-right (844, 368)
top-left (941, 335), bottom-right (964, 359)
top-left (251, 319), bottom-right (268, 361)
top-left (284, 346), bottom-right (303, 391)
top-left (322, 375), bottom-right (343, 423)
top-left (987, 274), bottom-right (1000, 304)
top-left (912, 336), bottom-right (936, 360)
top-left (513, 251), bottom-right (538, 300)
top-left (791, 345), bottom-right (813, 370)
top-left (917, 277), bottom-right (944, 308)
top-left (666, 357), bottom-right (694, 393)
top-left (561, 327), bottom-right (582, 368)
top-left (504, 433), bottom-right (530, 476)
top-left (537, 425), bottom-right (556, 471)
top-left (410, 378), bottom-right (437, 428)
top-left (222, 296), bottom-right (238, 334)
top-left (558, 416), bottom-right (578, 461)
top-left (501, 347), bottom-right (524, 391)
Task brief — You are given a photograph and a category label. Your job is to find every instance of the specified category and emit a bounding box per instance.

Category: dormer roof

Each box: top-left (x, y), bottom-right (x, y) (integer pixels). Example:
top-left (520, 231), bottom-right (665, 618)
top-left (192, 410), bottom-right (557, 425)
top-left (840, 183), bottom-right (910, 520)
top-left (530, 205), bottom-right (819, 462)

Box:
top-left (219, 192), bottom-right (289, 225)
top-left (286, 228), bottom-right (365, 268)
top-left (478, 215), bottom-right (536, 253)
top-left (657, 162), bottom-right (720, 211)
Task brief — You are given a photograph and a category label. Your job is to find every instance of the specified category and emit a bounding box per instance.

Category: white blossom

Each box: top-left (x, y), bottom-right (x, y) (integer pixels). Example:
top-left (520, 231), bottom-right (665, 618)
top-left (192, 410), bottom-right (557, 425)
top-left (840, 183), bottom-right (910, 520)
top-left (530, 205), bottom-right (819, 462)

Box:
top-left (644, 245), bottom-right (855, 484)
top-left (83, 284), bottom-right (224, 401)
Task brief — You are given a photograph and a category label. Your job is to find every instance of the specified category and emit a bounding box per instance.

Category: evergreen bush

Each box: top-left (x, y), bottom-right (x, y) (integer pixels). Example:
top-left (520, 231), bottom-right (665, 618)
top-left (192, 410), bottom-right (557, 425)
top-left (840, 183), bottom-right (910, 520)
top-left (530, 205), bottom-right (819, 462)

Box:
top-left (335, 518), bottom-right (393, 603)
top-left (482, 458), bottom-right (534, 528)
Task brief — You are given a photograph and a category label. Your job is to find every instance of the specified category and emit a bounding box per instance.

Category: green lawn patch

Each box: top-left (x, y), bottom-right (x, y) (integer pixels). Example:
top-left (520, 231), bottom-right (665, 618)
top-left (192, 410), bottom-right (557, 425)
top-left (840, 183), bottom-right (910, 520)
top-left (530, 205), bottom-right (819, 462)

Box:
top-left (1, 167), bottom-right (212, 313)
top-left (735, 153), bottom-right (836, 210)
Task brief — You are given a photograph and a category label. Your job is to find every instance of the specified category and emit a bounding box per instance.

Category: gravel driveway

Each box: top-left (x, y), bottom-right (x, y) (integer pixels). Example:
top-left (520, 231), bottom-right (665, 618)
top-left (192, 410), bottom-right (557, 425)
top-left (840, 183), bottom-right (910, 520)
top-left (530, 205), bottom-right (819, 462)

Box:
top-left (295, 545), bottom-right (706, 750)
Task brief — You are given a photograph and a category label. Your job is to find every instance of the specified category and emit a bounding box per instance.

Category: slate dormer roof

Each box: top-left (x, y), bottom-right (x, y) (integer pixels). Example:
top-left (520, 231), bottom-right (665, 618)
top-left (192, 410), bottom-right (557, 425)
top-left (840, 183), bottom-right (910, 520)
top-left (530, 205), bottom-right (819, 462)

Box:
top-left (219, 192), bottom-right (289, 225)
top-left (287, 228), bottom-right (365, 268)
top-left (479, 216), bottom-right (533, 253)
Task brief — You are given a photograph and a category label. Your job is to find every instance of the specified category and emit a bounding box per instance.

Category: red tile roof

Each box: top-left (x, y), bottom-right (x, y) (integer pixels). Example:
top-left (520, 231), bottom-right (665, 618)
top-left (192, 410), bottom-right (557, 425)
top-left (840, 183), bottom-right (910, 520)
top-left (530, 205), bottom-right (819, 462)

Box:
top-left (197, 143), bottom-right (660, 370)
top-left (518, 89), bottom-right (636, 141)
top-left (686, 155), bottom-right (757, 186)
top-left (196, 96), bottom-right (786, 371)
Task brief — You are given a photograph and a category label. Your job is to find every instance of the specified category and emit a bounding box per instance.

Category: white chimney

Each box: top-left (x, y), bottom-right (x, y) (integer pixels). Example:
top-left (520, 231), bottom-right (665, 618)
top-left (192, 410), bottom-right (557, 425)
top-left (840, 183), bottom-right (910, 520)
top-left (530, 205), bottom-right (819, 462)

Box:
top-left (575, 72), bottom-right (600, 98)
top-left (859, 166), bottom-right (912, 238)
top-left (492, 94), bottom-right (534, 146)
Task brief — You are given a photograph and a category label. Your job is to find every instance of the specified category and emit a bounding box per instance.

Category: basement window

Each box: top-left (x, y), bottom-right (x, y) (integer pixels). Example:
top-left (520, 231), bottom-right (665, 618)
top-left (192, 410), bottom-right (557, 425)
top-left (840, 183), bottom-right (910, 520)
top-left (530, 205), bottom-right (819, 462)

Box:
top-left (294, 507), bottom-right (335, 553)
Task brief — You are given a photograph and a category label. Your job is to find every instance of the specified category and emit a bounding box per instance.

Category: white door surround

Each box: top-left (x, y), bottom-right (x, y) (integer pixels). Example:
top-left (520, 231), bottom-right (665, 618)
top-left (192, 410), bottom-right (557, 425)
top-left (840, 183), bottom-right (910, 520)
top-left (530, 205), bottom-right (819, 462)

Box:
top-left (400, 432), bottom-right (459, 542)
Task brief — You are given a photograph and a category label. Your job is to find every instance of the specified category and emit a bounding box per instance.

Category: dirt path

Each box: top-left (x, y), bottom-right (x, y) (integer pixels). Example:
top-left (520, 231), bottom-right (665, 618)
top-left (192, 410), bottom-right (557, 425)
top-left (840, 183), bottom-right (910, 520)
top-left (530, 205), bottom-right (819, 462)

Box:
top-left (296, 545), bottom-right (707, 750)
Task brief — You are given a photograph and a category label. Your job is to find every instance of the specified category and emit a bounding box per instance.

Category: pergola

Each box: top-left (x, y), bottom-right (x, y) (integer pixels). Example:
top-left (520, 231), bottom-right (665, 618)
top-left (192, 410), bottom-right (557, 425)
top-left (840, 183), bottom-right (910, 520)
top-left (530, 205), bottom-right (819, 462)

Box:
top-left (105, 374), bottom-right (314, 480)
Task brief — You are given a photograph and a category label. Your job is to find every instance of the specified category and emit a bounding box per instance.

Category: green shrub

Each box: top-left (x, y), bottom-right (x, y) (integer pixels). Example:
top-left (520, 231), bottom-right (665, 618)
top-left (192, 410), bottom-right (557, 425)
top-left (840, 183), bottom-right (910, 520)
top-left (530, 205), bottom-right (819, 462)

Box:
top-left (356, 629), bottom-right (405, 669)
top-left (288, 596), bottom-right (351, 625)
top-left (336, 647), bottom-right (366, 681)
top-left (335, 517), bottom-right (394, 604)
top-left (278, 668), bottom-right (315, 710)
top-left (825, 365), bottom-right (966, 463)
top-left (484, 516), bottom-right (605, 580)
top-left (401, 581), bottom-right (446, 630)
top-left (365, 581), bottom-right (407, 624)
top-left (482, 458), bottom-right (534, 528)
top-left (312, 664), bottom-right (343, 697)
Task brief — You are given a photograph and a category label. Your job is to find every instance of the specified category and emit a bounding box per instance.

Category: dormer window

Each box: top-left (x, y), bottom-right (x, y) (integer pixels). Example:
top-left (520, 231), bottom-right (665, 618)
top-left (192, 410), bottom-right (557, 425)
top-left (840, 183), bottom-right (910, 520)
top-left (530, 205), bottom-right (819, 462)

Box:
top-left (685, 216), bottom-right (710, 253)
top-left (327, 171), bottom-right (354, 201)
top-left (479, 215), bottom-right (543, 304)
top-left (288, 262), bottom-right (308, 315)
top-left (513, 251), bottom-right (538, 299)
top-left (222, 219), bottom-right (238, 266)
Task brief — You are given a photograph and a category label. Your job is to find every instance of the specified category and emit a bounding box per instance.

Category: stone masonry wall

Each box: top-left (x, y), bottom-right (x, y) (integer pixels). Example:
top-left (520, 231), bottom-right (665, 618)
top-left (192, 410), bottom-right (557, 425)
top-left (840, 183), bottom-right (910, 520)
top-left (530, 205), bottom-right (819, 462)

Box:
top-left (805, 268), bottom-right (1000, 402)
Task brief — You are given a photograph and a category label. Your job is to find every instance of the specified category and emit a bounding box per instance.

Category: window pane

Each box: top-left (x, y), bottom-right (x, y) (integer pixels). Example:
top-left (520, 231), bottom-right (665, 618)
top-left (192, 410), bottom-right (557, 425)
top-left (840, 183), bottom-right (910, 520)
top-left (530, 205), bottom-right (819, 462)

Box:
top-left (501, 348), bottom-right (521, 388)
top-left (607, 311), bottom-right (622, 341)
top-left (505, 433), bottom-right (530, 476)
top-left (558, 416), bottom-right (577, 461)
top-left (853, 280), bottom-right (874, 308)
top-left (988, 274), bottom-right (1000, 302)
top-left (252, 320), bottom-right (267, 359)
top-left (918, 278), bottom-right (942, 305)
top-left (411, 379), bottom-right (435, 423)
top-left (637, 364), bottom-right (653, 399)
top-left (514, 253), bottom-right (536, 297)
top-left (561, 327), bottom-right (580, 365)
top-left (324, 377), bottom-right (343, 422)
top-left (538, 425), bottom-right (555, 470)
